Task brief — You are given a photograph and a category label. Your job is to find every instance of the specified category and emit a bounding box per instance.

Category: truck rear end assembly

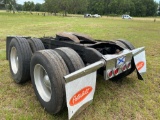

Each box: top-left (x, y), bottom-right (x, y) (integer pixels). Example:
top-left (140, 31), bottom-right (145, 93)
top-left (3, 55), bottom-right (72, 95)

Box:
top-left (6, 32), bottom-right (146, 119)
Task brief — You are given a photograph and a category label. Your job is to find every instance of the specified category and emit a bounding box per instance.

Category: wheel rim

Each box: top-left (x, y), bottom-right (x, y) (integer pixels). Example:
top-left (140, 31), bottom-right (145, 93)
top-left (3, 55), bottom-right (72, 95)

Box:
top-left (10, 47), bottom-right (19, 74)
top-left (34, 64), bottom-right (52, 102)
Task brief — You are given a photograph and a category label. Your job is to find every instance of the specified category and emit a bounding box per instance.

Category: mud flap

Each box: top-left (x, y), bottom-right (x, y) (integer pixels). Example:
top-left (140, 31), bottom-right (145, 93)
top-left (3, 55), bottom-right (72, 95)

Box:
top-left (65, 71), bottom-right (97, 119)
top-left (132, 47), bottom-right (146, 80)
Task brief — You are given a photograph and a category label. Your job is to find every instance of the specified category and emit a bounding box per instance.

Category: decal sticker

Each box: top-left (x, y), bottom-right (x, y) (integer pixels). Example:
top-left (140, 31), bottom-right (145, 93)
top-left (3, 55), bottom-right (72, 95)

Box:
top-left (117, 56), bottom-right (125, 65)
top-left (69, 86), bottom-right (92, 106)
top-left (136, 61), bottom-right (144, 71)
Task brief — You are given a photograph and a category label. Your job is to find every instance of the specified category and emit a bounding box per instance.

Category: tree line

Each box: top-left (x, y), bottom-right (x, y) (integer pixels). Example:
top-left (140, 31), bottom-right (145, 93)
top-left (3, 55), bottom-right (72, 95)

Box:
top-left (0, 0), bottom-right (159, 16)
top-left (92, 0), bottom-right (158, 16)
top-left (44, 0), bottom-right (159, 16)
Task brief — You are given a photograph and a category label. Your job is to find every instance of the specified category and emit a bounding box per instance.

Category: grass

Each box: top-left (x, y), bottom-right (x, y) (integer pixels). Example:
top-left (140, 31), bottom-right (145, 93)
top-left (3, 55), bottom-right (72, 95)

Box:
top-left (0, 11), bottom-right (160, 120)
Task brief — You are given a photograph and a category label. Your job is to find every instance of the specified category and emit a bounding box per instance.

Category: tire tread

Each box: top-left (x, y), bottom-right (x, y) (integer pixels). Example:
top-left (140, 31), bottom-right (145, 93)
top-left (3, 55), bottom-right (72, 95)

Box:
top-left (9, 37), bottom-right (32, 83)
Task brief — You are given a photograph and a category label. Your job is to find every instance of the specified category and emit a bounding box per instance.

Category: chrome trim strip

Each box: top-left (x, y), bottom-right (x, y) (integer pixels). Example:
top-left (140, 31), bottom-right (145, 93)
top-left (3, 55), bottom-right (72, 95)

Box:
top-left (64, 60), bottom-right (105, 83)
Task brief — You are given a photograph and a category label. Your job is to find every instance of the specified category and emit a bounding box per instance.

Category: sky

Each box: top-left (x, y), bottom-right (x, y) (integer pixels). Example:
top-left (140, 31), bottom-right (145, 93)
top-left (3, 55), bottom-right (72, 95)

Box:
top-left (17, 0), bottom-right (44, 4)
top-left (155, 0), bottom-right (160, 3)
top-left (17, 0), bottom-right (159, 5)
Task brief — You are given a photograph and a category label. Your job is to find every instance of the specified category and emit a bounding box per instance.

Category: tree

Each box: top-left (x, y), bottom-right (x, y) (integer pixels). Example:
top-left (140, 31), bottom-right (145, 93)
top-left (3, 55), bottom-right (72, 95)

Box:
top-left (44, 0), bottom-right (88, 16)
top-left (145, 0), bottom-right (157, 16)
top-left (35, 3), bottom-right (41, 11)
top-left (58, 0), bottom-right (71, 16)
top-left (158, 3), bottom-right (160, 15)
top-left (1, 0), bottom-right (17, 13)
top-left (44, 0), bottom-right (59, 15)
top-left (40, 3), bottom-right (45, 12)
top-left (68, 0), bottom-right (88, 14)
top-left (108, 0), bottom-right (119, 14)
top-left (103, 0), bottom-right (111, 15)
top-left (16, 4), bottom-right (22, 11)
top-left (23, 1), bottom-right (35, 12)
top-left (0, 0), bottom-right (5, 10)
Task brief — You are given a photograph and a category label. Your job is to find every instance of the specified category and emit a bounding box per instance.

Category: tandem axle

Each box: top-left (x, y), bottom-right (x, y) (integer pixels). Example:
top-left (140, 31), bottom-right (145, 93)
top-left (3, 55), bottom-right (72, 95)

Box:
top-left (6, 32), bottom-right (146, 119)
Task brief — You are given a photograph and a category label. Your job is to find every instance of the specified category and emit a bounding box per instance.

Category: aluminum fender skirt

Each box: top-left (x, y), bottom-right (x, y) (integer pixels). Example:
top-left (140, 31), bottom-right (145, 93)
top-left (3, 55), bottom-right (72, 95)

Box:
top-left (65, 71), bottom-right (97, 119)
top-left (132, 47), bottom-right (146, 79)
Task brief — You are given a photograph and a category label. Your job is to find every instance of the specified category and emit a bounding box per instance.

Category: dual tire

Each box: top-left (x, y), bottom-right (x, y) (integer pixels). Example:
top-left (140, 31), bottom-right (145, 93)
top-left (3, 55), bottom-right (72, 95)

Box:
top-left (30, 48), bottom-right (84, 114)
top-left (8, 37), bottom-right (85, 114)
top-left (8, 37), bottom-right (44, 83)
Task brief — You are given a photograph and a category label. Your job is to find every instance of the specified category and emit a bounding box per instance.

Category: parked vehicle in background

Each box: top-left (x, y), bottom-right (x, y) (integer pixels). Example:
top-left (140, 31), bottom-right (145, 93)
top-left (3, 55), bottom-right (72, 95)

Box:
top-left (92, 14), bottom-right (101, 18)
top-left (84, 14), bottom-right (92, 18)
top-left (122, 15), bottom-right (132, 19)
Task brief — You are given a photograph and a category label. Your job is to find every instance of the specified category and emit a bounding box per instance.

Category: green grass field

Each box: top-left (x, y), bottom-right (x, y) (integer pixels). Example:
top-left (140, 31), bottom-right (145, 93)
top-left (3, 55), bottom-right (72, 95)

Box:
top-left (0, 11), bottom-right (160, 120)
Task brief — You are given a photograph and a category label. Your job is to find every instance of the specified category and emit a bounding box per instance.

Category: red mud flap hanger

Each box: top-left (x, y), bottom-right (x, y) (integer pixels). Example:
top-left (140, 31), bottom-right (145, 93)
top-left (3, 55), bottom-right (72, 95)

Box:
top-left (64, 47), bottom-right (146, 119)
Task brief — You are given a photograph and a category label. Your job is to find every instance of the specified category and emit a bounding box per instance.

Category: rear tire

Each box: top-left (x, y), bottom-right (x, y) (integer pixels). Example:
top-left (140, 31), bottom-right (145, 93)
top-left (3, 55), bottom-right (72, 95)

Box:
top-left (54, 47), bottom-right (85, 110)
top-left (30, 50), bottom-right (69, 114)
top-left (9, 37), bottom-right (32, 83)
top-left (117, 39), bottom-right (135, 50)
top-left (55, 47), bottom-right (85, 73)
top-left (28, 38), bottom-right (45, 53)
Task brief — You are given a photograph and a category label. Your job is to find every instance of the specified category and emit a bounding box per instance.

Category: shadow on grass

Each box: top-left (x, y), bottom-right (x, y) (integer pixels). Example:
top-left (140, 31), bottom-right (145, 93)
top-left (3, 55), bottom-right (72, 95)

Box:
top-left (93, 73), bottom-right (141, 105)
top-left (97, 73), bottom-right (138, 87)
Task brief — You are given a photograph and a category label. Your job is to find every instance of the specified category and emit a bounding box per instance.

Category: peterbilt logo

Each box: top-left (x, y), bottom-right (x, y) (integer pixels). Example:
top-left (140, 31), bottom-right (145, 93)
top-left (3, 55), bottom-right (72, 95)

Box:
top-left (69, 86), bottom-right (92, 106)
top-left (136, 61), bottom-right (144, 71)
